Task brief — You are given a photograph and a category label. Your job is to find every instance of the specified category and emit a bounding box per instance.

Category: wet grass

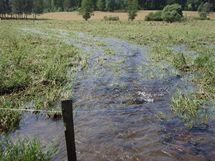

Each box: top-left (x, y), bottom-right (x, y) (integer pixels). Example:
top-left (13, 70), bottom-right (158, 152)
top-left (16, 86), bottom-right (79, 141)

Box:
top-left (0, 19), bottom-right (215, 130)
top-left (0, 137), bottom-right (57, 161)
top-left (46, 19), bottom-right (215, 127)
top-left (0, 23), bottom-right (81, 132)
top-left (171, 91), bottom-right (208, 128)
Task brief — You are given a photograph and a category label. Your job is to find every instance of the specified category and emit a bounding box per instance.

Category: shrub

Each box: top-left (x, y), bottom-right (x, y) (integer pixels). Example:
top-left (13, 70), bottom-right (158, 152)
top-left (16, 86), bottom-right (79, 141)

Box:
top-left (79, 0), bottom-right (93, 21)
top-left (162, 10), bottom-right (182, 22)
top-left (161, 3), bottom-right (183, 22)
top-left (96, 0), bottom-right (105, 11)
top-left (104, 16), bottom-right (119, 21)
top-left (145, 11), bottom-right (162, 21)
top-left (198, 2), bottom-right (211, 20)
top-left (127, 0), bottom-right (138, 21)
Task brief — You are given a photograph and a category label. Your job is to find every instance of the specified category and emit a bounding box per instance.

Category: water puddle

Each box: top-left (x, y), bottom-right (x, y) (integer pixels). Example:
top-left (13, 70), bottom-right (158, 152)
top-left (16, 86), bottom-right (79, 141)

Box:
top-left (8, 28), bottom-right (215, 161)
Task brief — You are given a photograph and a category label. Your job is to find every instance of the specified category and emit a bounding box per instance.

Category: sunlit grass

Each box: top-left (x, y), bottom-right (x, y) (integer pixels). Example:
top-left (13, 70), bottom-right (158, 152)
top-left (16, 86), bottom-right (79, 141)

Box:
top-left (0, 137), bottom-right (57, 161)
top-left (0, 23), bottom-right (81, 132)
top-left (0, 18), bottom-right (215, 129)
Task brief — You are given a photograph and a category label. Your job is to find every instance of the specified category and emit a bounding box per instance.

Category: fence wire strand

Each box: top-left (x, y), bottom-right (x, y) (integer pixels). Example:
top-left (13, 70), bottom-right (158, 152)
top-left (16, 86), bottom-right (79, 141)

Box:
top-left (0, 105), bottom-right (155, 114)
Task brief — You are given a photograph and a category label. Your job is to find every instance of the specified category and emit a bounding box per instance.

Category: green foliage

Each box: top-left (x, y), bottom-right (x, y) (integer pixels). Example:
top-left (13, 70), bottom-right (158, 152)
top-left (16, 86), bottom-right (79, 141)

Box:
top-left (11, 0), bottom-right (22, 14)
top-left (194, 54), bottom-right (215, 87)
top-left (145, 4), bottom-right (183, 22)
top-left (0, 137), bottom-right (57, 161)
top-left (0, 0), bottom-right (215, 18)
top-left (0, 109), bottom-right (21, 133)
top-left (161, 3), bottom-right (183, 22)
top-left (104, 16), bottom-right (119, 21)
top-left (163, 3), bottom-right (183, 16)
top-left (145, 11), bottom-right (162, 21)
top-left (198, 2), bottom-right (211, 19)
top-left (127, 0), bottom-right (138, 21)
top-left (105, 0), bottom-right (115, 11)
top-left (0, 24), bottom-right (80, 133)
top-left (171, 92), bottom-right (208, 128)
top-left (186, 0), bottom-right (202, 11)
top-left (80, 0), bottom-right (93, 21)
top-left (33, 0), bottom-right (44, 14)
top-left (96, 0), bottom-right (105, 11)
top-left (63, 0), bottom-right (72, 10)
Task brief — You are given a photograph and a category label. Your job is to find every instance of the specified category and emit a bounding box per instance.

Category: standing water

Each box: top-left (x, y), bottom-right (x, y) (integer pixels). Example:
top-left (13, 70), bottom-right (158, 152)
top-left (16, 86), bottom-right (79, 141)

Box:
top-left (12, 29), bottom-right (215, 161)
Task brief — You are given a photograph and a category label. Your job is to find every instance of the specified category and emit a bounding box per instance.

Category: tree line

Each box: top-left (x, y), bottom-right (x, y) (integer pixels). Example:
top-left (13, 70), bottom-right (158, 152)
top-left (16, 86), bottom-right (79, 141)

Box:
top-left (0, 0), bottom-right (214, 19)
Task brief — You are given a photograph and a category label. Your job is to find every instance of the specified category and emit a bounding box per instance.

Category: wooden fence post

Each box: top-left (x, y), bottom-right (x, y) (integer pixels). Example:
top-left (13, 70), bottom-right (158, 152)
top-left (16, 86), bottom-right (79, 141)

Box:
top-left (62, 100), bottom-right (77, 161)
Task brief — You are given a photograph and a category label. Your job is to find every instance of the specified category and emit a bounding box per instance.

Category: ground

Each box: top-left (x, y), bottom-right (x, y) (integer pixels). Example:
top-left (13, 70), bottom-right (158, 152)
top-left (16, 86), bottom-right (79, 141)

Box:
top-left (38, 10), bottom-right (215, 21)
top-left (0, 14), bottom-right (215, 160)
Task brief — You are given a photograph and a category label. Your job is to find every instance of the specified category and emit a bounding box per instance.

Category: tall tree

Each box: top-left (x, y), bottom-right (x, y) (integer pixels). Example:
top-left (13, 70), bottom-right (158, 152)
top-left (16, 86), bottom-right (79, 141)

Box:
top-left (96, 0), bottom-right (105, 10)
top-left (53, 0), bottom-right (63, 11)
top-left (63, 0), bottom-right (72, 10)
top-left (0, 0), bottom-right (5, 15)
top-left (127, 0), bottom-right (138, 20)
top-left (23, 0), bottom-right (34, 16)
top-left (32, 0), bottom-right (43, 18)
top-left (105, 0), bottom-right (115, 11)
top-left (11, 0), bottom-right (23, 15)
top-left (80, 0), bottom-right (93, 20)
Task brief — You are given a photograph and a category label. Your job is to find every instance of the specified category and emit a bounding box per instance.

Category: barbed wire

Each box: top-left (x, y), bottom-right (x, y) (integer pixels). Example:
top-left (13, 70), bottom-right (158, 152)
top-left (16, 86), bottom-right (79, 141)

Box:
top-left (0, 105), bottom-right (157, 114)
top-left (0, 108), bottom-right (61, 113)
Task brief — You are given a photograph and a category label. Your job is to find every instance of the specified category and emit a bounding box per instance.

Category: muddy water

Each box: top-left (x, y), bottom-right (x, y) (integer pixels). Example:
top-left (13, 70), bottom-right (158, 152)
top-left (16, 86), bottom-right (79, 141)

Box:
top-left (11, 29), bottom-right (215, 161)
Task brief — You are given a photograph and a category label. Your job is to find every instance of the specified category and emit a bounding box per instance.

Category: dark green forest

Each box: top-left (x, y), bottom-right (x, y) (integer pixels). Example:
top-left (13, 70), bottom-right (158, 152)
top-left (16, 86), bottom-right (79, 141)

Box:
top-left (0, 0), bottom-right (215, 17)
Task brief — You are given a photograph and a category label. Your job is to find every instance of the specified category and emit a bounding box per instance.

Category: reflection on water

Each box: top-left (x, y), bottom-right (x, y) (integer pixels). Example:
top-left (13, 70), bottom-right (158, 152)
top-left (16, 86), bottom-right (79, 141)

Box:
top-left (10, 30), bottom-right (215, 161)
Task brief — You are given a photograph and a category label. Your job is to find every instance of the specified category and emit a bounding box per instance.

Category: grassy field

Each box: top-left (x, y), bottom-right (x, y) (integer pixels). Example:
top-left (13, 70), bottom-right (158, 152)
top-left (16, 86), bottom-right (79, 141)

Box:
top-left (0, 22), bottom-right (83, 132)
top-left (0, 137), bottom-right (56, 161)
top-left (38, 10), bottom-right (215, 21)
top-left (0, 15), bottom-right (215, 160)
top-left (1, 18), bottom-right (215, 128)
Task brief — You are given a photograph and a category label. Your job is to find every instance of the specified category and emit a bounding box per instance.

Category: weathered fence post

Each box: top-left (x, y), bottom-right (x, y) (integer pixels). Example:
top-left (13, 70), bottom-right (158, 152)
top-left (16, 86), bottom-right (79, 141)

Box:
top-left (62, 100), bottom-right (77, 161)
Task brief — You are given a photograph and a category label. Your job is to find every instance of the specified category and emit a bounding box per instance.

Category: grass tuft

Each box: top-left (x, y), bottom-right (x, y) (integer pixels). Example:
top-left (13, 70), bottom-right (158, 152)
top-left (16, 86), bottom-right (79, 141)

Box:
top-left (0, 137), bottom-right (57, 161)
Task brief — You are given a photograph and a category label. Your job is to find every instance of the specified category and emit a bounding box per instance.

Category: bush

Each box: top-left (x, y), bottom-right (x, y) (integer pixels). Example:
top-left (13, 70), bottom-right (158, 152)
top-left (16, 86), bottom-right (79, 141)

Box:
top-left (198, 2), bottom-right (211, 20)
top-left (104, 16), bottom-right (119, 21)
top-left (145, 11), bottom-right (162, 21)
top-left (145, 4), bottom-right (183, 22)
top-left (162, 10), bottom-right (182, 22)
top-left (127, 0), bottom-right (138, 21)
top-left (161, 4), bottom-right (183, 22)
top-left (79, 0), bottom-right (93, 21)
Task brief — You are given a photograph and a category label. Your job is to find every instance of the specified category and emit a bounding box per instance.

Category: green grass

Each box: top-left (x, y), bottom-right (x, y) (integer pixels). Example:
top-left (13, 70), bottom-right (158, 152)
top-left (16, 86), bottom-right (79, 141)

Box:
top-left (0, 137), bottom-right (56, 161)
top-left (0, 18), bottom-right (215, 130)
top-left (49, 18), bottom-right (215, 127)
top-left (0, 22), bottom-right (81, 132)
top-left (171, 91), bottom-right (208, 128)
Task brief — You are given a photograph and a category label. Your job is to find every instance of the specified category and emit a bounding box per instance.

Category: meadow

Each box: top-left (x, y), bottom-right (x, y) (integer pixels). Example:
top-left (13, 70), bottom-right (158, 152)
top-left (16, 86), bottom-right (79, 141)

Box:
top-left (38, 10), bottom-right (215, 21)
top-left (0, 11), bottom-right (215, 160)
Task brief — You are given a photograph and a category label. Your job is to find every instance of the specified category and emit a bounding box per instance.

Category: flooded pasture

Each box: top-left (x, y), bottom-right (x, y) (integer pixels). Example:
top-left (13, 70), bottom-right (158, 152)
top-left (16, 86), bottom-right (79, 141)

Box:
top-left (9, 29), bottom-right (215, 161)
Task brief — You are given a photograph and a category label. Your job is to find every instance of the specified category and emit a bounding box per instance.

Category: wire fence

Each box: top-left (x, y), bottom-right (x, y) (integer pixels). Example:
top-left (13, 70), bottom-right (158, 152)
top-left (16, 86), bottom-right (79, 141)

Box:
top-left (0, 104), bottom-right (156, 114)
